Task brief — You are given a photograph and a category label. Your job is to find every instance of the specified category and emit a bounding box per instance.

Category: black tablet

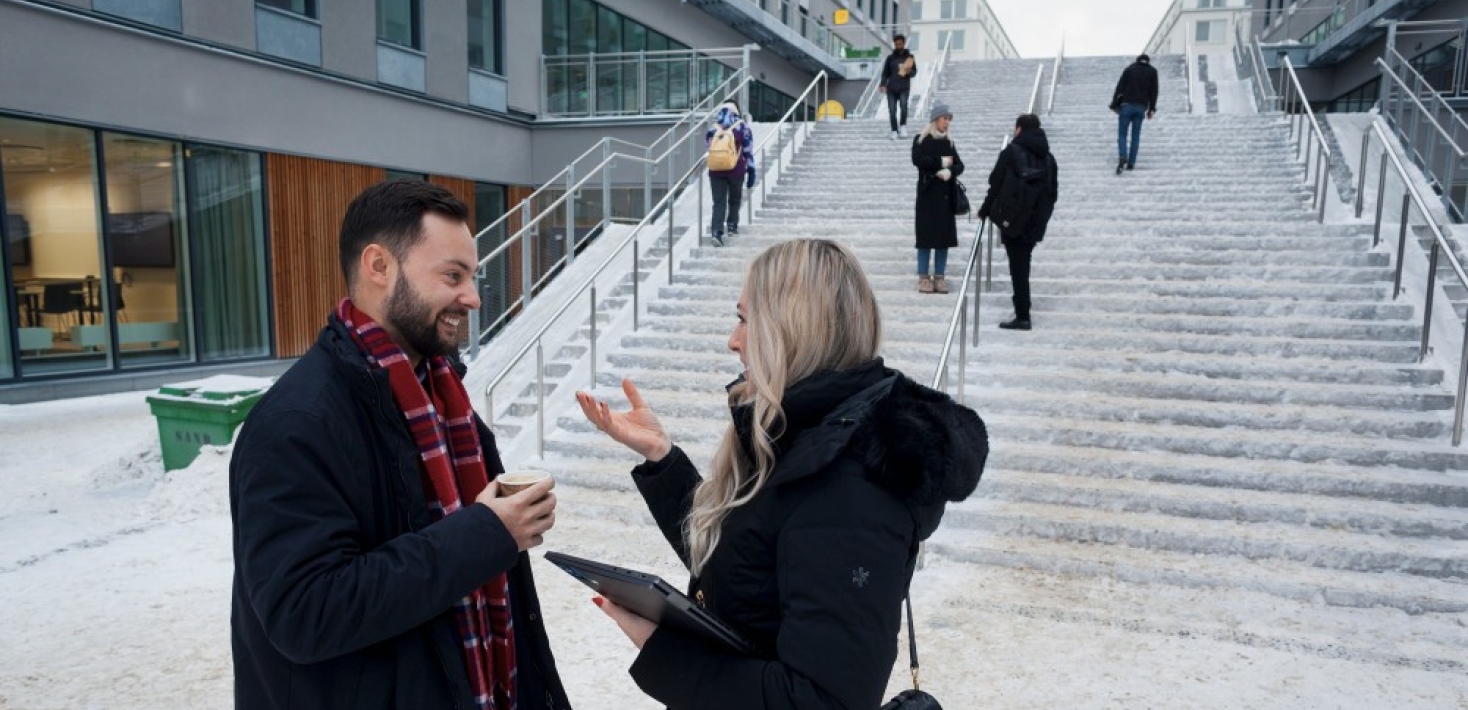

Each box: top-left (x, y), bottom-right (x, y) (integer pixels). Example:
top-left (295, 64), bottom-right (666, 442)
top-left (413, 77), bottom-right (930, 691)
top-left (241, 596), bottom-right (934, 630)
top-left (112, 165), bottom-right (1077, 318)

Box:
top-left (544, 551), bottom-right (761, 656)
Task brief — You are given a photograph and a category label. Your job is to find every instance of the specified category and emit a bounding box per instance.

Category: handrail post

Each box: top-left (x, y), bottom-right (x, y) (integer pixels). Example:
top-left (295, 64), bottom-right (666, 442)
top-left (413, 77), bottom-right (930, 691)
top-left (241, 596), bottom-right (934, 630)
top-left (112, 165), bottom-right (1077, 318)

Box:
top-left (696, 169), bottom-right (704, 246)
top-left (957, 305), bottom-right (967, 404)
top-left (588, 54), bottom-right (597, 116)
top-left (589, 285), bottom-right (597, 389)
top-left (1316, 142), bottom-right (1329, 223)
top-left (521, 200), bottom-right (533, 310)
top-left (1456, 320), bottom-right (1468, 446)
top-left (1394, 193), bottom-right (1411, 299)
top-left (985, 221), bottom-right (995, 291)
top-left (565, 164), bottom-right (577, 265)
top-left (633, 236), bottom-right (641, 331)
top-left (536, 341), bottom-right (545, 459)
top-left (972, 230), bottom-right (981, 347)
top-left (1355, 130), bottom-right (1370, 218)
top-left (1373, 151), bottom-right (1388, 248)
top-left (667, 183), bottom-right (676, 285)
top-left (1421, 241), bottom-right (1440, 363)
top-left (602, 143), bottom-right (612, 225)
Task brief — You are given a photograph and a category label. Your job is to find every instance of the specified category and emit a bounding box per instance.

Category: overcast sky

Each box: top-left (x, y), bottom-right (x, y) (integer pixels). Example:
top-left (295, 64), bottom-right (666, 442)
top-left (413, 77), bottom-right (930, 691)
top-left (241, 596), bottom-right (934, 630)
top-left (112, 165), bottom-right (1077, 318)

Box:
top-left (984, 0), bottom-right (1176, 58)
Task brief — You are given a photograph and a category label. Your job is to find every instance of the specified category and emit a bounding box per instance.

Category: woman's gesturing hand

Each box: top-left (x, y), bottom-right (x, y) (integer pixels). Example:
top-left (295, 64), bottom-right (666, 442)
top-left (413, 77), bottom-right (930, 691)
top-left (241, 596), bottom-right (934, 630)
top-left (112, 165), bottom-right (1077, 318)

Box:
top-left (575, 378), bottom-right (673, 462)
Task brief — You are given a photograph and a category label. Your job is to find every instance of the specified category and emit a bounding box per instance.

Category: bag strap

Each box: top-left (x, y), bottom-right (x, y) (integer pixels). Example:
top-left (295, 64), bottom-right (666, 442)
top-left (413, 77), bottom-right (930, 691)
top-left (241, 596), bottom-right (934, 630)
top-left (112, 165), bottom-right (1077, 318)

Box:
top-left (903, 594), bottom-right (920, 690)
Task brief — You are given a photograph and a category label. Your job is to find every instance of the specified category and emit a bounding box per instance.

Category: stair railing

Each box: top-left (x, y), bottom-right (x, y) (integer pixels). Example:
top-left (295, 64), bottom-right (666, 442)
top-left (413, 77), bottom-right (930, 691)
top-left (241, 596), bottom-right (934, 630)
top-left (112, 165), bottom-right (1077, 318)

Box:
top-left (1045, 36), bottom-right (1063, 116)
top-left (1234, 20), bottom-right (1279, 112)
top-left (1277, 56), bottom-right (1332, 223)
top-left (1375, 48), bottom-right (1468, 222)
top-left (467, 69), bottom-right (754, 356)
top-left (482, 71), bottom-right (829, 457)
top-left (1184, 39), bottom-right (1196, 115)
top-left (1356, 118), bottom-right (1468, 446)
top-left (913, 33), bottom-right (955, 131)
top-left (853, 66), bottom-right (884, 119)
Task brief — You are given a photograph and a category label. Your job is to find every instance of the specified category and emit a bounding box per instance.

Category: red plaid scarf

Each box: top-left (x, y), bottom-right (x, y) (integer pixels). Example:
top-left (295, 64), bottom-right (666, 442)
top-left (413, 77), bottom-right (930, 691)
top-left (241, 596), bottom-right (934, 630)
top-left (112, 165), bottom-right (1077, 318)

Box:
top-left (337, 298), bottom-right (517, 710)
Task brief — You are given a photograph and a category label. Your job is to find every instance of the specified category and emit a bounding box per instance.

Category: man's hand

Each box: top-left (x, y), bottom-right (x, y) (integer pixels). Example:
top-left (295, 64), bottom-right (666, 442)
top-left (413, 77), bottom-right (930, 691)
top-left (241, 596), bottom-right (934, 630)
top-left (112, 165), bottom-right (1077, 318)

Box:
top-left (1147, 110), bottom-right (1155, 120)
top-left (475, 478), bottom-right (556, 552)
top-left (879, 85), bottom-right (887, 93)
top-left (936, 168), bottom-right (952, 181)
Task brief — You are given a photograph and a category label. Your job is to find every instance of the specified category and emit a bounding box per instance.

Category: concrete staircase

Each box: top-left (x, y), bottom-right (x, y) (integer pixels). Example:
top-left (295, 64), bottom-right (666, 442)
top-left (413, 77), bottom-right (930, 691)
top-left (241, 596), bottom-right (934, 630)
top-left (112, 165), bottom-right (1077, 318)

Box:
top-left (481, 55), bottom-right (1468, 678)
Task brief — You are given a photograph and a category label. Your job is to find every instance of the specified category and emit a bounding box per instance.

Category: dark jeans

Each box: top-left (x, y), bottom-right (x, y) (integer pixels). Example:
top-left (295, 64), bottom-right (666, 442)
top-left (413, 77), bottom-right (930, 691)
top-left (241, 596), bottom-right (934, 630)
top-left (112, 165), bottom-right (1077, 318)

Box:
top-left (1117, 103), bottom-right (1147, 167)
top-left (1004, 238), bottom-right (1036, 320)
top-left (709, 173), bottom-right (743, 236)
top-left (886, 90), bottom-right (910, 132)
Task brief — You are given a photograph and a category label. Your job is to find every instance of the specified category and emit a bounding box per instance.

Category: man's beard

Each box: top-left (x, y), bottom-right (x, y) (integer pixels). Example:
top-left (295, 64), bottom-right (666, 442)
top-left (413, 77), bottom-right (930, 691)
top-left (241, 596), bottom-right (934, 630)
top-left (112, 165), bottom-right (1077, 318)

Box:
top-left (384, 271), bottom-right (461, 361)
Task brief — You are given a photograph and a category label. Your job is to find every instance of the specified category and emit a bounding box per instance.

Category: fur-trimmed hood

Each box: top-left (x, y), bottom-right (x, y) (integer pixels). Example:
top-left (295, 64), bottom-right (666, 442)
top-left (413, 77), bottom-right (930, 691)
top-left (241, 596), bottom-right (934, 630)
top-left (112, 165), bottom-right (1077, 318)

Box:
top-left (755, 359), bottom-right (988, 540)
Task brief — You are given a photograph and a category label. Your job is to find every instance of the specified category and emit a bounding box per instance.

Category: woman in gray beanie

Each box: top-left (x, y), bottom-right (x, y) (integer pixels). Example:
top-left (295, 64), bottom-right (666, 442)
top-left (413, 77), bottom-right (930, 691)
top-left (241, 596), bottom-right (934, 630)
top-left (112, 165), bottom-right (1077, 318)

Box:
top-left (910, 102), bottom-right (965, 293)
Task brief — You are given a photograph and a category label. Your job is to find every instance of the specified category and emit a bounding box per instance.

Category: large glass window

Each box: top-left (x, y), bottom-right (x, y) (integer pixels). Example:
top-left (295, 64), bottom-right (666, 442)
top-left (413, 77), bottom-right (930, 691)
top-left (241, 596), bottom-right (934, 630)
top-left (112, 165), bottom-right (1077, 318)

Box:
top-left (468, 0), bottom-right (503, 74)
top-left (102, 133), bottom-right (191, 368)
top-left (939, 1), bottom-right (966, 20)
top-left (568, 0), bottom-right (596, 54)
top-left (258, 0), bottom-right (316, 18)
top-left (0, 116), bottom-right (271, 382)
top-left (377, 0), bottom-right (420, 50)
top-left (1, 117), bottom-right (110, 377)
top-left (473, 182), bottom-right (510, 339)
top-left (544, 0), bottom-right (569, 56)
top-left (186, 146), bottom-right (269, 361)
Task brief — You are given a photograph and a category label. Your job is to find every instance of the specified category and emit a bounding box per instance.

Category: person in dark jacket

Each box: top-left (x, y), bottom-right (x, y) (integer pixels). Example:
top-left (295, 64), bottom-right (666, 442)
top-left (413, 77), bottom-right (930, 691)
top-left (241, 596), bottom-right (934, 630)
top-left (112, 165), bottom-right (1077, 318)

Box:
top-left (879, 34), bottom-right (917, 139)
top-left (573, 238), bottom-right (988, 710)
top-left (911, 102), bottom-right (965, 294)
top-left (705, 100), bottom-right (757, 246)
top-left (978, 113), bottom-right (1059, 331)
top-left (230, 180), bottom-right (571, 710)
top-left (1112, 53), bottom-right (1159, 174)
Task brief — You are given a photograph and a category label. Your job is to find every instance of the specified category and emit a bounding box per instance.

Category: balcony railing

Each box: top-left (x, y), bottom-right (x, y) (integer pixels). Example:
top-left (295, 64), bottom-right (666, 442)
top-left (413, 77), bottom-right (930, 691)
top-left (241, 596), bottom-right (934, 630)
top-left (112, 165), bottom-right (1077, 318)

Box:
top-left (542, 47), bottom-right (751, 120)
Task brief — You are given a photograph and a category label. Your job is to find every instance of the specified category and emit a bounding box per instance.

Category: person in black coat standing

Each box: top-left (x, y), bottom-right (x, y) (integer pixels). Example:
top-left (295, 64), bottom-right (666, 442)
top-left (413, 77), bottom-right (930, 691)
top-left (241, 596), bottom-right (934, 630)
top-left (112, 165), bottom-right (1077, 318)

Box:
top-left (879, 34), bottom-right (917, 140)
top-left (912, 102), bottom-right (965, 294)
top-left (575, 239), bottom-right (988, 710)
top-left (230, 180), bottom-right (571, 710)
top-left (1112, 53), bottom-right (1159, 174)
top-left (978, 114), bottom-right (1059, 331)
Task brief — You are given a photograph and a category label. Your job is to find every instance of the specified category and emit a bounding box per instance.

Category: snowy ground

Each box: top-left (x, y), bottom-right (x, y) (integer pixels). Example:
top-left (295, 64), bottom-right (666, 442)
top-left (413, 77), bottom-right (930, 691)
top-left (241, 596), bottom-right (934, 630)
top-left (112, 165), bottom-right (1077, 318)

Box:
top-left (3, 388), bottom-right (1468, 709)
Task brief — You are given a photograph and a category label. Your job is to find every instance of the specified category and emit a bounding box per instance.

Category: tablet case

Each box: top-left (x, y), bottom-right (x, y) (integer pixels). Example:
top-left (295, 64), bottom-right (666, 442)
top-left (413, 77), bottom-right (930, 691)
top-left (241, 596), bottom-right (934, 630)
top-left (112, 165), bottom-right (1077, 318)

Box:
top-left (544, 551), bottom-right (760, 656)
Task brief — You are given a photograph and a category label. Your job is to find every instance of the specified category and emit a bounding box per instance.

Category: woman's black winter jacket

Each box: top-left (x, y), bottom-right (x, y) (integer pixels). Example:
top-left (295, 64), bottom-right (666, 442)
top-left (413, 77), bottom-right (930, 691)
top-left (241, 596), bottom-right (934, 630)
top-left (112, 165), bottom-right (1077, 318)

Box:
top-left (911, 133), bottom-right (966, 249)
top-left (625, 359), bottom-right (988, 710)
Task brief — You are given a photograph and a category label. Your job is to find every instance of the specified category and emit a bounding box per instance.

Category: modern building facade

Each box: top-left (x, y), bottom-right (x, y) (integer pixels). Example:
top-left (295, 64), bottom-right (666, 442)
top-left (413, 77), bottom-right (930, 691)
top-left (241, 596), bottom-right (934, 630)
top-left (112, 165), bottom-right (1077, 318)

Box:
top-left (1249, 0), bottom-right (1466, 113)
top-left (0, 0), bottom-right (911, 400)
top-left (905, 0), bottom-right (1019, 60)
top-left (1145, 0), bottom-right (1256, 61)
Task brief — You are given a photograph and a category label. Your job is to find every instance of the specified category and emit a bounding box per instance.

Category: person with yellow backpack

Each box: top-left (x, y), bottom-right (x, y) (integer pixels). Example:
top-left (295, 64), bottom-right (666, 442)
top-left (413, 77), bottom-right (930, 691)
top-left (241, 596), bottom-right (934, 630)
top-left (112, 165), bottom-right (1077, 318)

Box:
top-left (705, 100), bottom-right (756, 247)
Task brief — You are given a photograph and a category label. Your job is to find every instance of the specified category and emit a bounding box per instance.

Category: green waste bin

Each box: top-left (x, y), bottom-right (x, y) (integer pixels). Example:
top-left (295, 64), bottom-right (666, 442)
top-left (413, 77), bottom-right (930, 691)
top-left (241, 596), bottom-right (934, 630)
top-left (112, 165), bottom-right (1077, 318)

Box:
top-left (147, 375), bottom-right (272, 471)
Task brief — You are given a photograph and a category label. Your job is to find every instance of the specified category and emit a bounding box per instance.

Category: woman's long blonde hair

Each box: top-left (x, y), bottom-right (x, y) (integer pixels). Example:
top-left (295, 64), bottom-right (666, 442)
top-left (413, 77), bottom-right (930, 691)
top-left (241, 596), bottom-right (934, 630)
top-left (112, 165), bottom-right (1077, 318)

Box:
top-left (684, 239), bottom-right (882, 574)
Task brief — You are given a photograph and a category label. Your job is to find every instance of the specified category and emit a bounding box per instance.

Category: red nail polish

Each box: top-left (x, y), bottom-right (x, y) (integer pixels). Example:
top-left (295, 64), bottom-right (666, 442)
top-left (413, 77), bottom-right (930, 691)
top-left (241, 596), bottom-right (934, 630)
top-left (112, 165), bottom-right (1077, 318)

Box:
top-left (592, 597), bottom-right (604, 607)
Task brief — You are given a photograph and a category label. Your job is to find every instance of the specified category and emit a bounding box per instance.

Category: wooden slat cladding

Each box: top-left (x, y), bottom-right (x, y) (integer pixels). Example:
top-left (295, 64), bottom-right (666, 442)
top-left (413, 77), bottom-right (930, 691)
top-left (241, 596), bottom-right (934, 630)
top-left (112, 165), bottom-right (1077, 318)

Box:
top-left (504, 186), bottom-right (534, 307)
top-left (266, 154), bottom-right (384, 357)
top-left (428, 175), bottom-right (476, 224)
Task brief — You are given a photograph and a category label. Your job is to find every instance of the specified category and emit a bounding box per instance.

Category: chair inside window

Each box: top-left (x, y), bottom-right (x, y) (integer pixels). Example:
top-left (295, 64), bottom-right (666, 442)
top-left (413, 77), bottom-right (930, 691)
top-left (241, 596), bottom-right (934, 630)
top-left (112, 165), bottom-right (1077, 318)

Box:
top-left (40, 283), bottom-right (85, 336)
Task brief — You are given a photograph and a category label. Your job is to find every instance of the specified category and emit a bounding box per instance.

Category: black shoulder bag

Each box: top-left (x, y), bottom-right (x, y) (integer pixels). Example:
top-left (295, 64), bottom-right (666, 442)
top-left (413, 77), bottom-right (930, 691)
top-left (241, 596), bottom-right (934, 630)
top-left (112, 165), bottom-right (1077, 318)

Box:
top-left (880, 595), bottom-right (942, 710)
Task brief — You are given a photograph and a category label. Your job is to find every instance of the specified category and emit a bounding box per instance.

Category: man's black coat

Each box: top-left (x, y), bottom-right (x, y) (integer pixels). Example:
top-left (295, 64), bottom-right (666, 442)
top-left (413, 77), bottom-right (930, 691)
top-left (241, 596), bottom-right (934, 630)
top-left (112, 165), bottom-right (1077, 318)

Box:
top-left (230, 318), bottom-right (571, 710)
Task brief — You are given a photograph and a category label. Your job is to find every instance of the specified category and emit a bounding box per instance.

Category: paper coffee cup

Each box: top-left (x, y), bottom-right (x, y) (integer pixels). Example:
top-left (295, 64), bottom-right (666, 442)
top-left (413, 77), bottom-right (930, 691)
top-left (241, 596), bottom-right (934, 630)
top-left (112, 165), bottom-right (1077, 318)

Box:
top-left (497, 470), bottom-right (551, 496)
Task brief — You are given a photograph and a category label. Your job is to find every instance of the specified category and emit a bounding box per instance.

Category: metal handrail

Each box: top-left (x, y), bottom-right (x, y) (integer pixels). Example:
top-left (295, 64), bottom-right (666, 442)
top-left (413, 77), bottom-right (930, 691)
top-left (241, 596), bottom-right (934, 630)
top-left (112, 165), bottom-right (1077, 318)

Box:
top-left (1356, 118), bottom-right (1468, 445)
top-left (746, 70), bottom-right (831, 224)
top-left (1045, 36), bottom-right (1063, 116)
top-left (853, 65), bottom-right (884, 119)
top-left (1278, 56), bottom-right (1332, 222)
top-left (483, 71), bottom-right (829, 455)
top-left (1183, 38), bottom-right (1195, 115)
top-left (1025, 63), bottom-right (1044, 117)
top-left (913, 33), bottom-right (955, 133)
top-left (1378, 51), bottom-right (1468, 155)
top-left (1235, 20), bottom-right (1279, 112)
top-left (467, 71), bottom-right (756, 352)
top-left (472, 69), bottom-right (752, 251)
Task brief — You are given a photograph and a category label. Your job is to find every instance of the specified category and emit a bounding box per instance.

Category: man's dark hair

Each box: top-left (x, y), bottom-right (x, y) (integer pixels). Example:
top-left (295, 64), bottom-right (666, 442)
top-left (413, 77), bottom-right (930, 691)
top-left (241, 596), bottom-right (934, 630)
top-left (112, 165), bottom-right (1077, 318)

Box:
top-left (1136, 53), bottom-right (1150, 64)
top-left (339, 179), bottom-right (469, 287)
top-left (893, 34), bottom-right (906, 42)
top-left (1015, 113), bottom-right (1041, 132)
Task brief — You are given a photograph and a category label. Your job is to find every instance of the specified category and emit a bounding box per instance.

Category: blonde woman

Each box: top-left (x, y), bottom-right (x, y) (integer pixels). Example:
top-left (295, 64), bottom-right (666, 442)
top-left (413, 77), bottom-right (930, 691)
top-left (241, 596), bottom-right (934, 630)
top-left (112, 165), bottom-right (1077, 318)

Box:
top-left (574, 238), bottom-right (987, 710)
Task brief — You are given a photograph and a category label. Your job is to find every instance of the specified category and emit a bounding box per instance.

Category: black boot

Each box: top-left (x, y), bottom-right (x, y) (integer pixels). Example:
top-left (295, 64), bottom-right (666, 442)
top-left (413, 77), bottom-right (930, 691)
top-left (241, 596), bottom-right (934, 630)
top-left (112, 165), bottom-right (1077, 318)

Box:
top-left (999, 317), bottom-right (1031, 330)
top-left (1115, 157), bottom-right (1126, 176)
